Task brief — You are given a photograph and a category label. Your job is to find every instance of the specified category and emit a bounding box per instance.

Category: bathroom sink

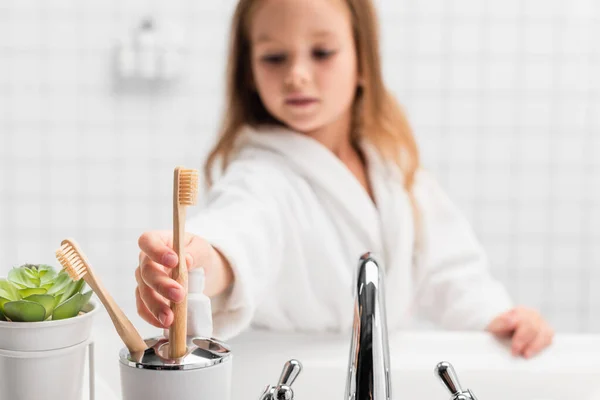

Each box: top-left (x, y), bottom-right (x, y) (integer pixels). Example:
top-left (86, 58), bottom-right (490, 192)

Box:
top-left (293, 364), bottom-right (598, 400)
top-left (229, 330), bottom-right (600, 400)
top-left (91, 313), bottom-right (600, 400)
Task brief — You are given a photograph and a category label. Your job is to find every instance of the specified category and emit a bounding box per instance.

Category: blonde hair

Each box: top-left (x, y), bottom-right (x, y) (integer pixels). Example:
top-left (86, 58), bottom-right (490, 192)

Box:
top-left (205, 0), bottom-right (420, 195)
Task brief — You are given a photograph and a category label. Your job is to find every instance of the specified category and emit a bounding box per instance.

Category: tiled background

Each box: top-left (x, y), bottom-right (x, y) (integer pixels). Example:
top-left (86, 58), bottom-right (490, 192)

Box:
top-left (0, 0), bottom-right (599, 334)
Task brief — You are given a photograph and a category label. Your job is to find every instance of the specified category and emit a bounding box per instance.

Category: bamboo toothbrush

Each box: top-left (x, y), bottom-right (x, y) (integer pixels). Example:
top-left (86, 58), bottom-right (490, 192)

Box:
top-left (56, 238), bottom-right (148, 354)
top-left (169, 166), bottom-right (199, 358)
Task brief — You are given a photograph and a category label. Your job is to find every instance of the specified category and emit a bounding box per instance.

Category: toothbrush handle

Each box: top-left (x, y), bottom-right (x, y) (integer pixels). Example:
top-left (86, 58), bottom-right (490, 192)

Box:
top-left (169, 199), bottom-right (188, 358)
top-left (85, 272), bottom-right (147, 353)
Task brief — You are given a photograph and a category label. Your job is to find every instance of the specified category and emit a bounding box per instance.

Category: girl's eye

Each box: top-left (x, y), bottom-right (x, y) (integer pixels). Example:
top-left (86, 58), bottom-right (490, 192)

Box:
top-left (313, 49), bottom-right (336, 60)
top-left (261, 54), bottom-right (286, 64)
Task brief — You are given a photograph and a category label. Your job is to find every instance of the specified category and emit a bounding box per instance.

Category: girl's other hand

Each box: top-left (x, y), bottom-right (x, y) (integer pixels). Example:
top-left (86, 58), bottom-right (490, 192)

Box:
top-left (486, 306), bottom-right (554, 358)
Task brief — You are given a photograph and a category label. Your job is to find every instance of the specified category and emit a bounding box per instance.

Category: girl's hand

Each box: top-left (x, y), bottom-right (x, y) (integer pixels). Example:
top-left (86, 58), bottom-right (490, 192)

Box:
top-left (134, 230), bottom-right (232, 329)
top-left (486, 306), bottom-right (554, 358)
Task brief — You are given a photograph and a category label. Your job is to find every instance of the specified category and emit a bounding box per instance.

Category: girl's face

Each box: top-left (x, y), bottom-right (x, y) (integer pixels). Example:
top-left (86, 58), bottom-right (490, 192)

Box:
top-left (249, 0), bottom-right (359, 136)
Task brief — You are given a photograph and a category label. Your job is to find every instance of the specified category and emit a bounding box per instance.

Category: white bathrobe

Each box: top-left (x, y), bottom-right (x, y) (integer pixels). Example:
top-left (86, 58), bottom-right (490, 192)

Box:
top-left (186, 125), bottom-right (512, 340)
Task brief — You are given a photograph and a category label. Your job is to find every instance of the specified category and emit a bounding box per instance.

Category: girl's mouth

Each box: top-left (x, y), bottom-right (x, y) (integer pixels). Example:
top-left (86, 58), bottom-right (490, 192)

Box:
top-left (285, 97), bottom-right (319, 107)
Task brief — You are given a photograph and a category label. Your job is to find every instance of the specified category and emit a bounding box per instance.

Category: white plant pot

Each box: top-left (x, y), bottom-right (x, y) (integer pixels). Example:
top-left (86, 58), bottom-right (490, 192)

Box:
top-left (0, 300), bottom-right (99, 400)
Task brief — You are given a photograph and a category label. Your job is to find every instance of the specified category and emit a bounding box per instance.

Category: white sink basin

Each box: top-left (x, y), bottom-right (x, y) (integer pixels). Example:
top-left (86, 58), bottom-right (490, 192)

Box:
top-left (90, 309), bottom-right (600, 400)
top-left (228, 330), bottom-right (600, 400)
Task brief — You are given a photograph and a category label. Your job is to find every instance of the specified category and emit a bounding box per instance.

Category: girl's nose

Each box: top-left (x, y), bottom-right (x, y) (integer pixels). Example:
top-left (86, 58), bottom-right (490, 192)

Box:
top-left (284, 58), bottom-right (310, 88)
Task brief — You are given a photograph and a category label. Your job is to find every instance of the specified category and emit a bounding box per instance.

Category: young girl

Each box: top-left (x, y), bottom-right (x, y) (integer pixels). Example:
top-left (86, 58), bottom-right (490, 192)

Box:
top-left (134, 0), bottom-right (553, 358)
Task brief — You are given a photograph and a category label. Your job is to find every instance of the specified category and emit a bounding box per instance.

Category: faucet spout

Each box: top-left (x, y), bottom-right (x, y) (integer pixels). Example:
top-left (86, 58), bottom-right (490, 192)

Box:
top-left (345, 252), bottom-right (392, 400)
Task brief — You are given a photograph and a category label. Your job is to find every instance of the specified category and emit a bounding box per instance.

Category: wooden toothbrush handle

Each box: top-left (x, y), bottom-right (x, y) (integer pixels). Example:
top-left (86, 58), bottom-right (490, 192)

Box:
top-left (169, 202), bottom-right (188, 358)
top-left (85, 273), bottom-right (147, 353)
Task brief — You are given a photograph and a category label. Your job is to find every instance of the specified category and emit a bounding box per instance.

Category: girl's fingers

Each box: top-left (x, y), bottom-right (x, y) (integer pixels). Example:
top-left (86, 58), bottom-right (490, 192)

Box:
top-left (135, 287), bottom-right (165, 329)
top-left (183, 234), bottom-right (213, 270)
top-left (523, 325), bottom-right (554, 358)
top-left (511, 318), bottom-right (539, 356)
top-left (135, 267), bottom-right (174, 327)
top-left (138, 231), bottom-right (179, 268)
top-left (486, 309), bottom-right (518, 336)
top-left (139, 255), bottom-right (184, 303)
top-left (138, 231), bottom-right (205, 273)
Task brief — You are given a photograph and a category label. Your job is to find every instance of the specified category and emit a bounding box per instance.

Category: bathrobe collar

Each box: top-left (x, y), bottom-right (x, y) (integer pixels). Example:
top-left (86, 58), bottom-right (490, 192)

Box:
top-left (235, 125), bottom-right (404, 257)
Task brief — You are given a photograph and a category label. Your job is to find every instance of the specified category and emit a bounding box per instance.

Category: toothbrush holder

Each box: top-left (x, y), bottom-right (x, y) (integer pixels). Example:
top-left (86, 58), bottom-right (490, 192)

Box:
top-left (119, 335), bottom-right (232, 400)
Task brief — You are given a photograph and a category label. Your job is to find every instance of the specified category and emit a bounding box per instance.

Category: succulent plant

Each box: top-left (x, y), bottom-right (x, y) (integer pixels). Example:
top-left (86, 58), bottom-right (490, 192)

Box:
top-left (0, 264), bottom-right (92, 322)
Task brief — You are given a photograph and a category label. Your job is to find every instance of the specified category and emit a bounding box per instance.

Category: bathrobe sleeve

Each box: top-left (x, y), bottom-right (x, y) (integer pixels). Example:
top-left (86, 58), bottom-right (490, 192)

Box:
top-left (412, 169), bottom-right (513, 330)
top-left (186, 159), bottom-right (289, 340)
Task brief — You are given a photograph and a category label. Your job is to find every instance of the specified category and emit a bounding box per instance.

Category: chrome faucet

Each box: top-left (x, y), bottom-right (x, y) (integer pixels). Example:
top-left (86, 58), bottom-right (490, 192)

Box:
top-left (345, 252), bottom-right (392, 400)
top-left (256, 253), bottom-right (479, 400)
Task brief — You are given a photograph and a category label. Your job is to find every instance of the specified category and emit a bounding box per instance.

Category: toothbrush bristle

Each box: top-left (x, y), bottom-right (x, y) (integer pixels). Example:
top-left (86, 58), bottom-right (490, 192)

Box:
top-left (55, 240), bottom-right (88, 281)
top-left (178, 168), bottom-right (199, 206)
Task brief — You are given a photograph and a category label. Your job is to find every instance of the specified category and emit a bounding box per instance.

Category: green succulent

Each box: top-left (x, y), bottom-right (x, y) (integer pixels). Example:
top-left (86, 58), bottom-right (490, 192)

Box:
top-left (0, 264), bottom-right (92, 322)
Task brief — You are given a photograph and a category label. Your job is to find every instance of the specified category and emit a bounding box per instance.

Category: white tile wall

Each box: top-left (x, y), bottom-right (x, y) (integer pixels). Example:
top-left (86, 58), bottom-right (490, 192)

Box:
top-left (0, 0), bottom-right (598, 333)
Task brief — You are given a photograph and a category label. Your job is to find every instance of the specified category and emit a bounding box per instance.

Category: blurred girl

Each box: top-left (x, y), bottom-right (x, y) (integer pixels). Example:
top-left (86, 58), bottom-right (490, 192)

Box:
top-left (135, 0), bottom-right (553, 358)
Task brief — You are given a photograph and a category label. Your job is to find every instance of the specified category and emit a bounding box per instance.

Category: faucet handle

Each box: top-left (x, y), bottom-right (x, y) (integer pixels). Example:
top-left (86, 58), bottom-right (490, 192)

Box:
top-left (278, 359), bottom-right (302, 387)
top-left (273, 385), bottom-right (294, 400)
top-left (273, 359), bottom-right (302, 399)
top-left (259, 359), bottom-right (302, 400)
top-left (435, 361), bottom-right (463, 394)
top-left (259, 385), bottom-right (276, 400)
top-left (435, 361), bottom-right (478, 400)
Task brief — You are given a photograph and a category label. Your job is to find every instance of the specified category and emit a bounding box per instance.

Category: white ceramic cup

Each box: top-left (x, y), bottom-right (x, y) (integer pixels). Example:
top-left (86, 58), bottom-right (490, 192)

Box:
top-left (119, 336), bottom-right (232, 400)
